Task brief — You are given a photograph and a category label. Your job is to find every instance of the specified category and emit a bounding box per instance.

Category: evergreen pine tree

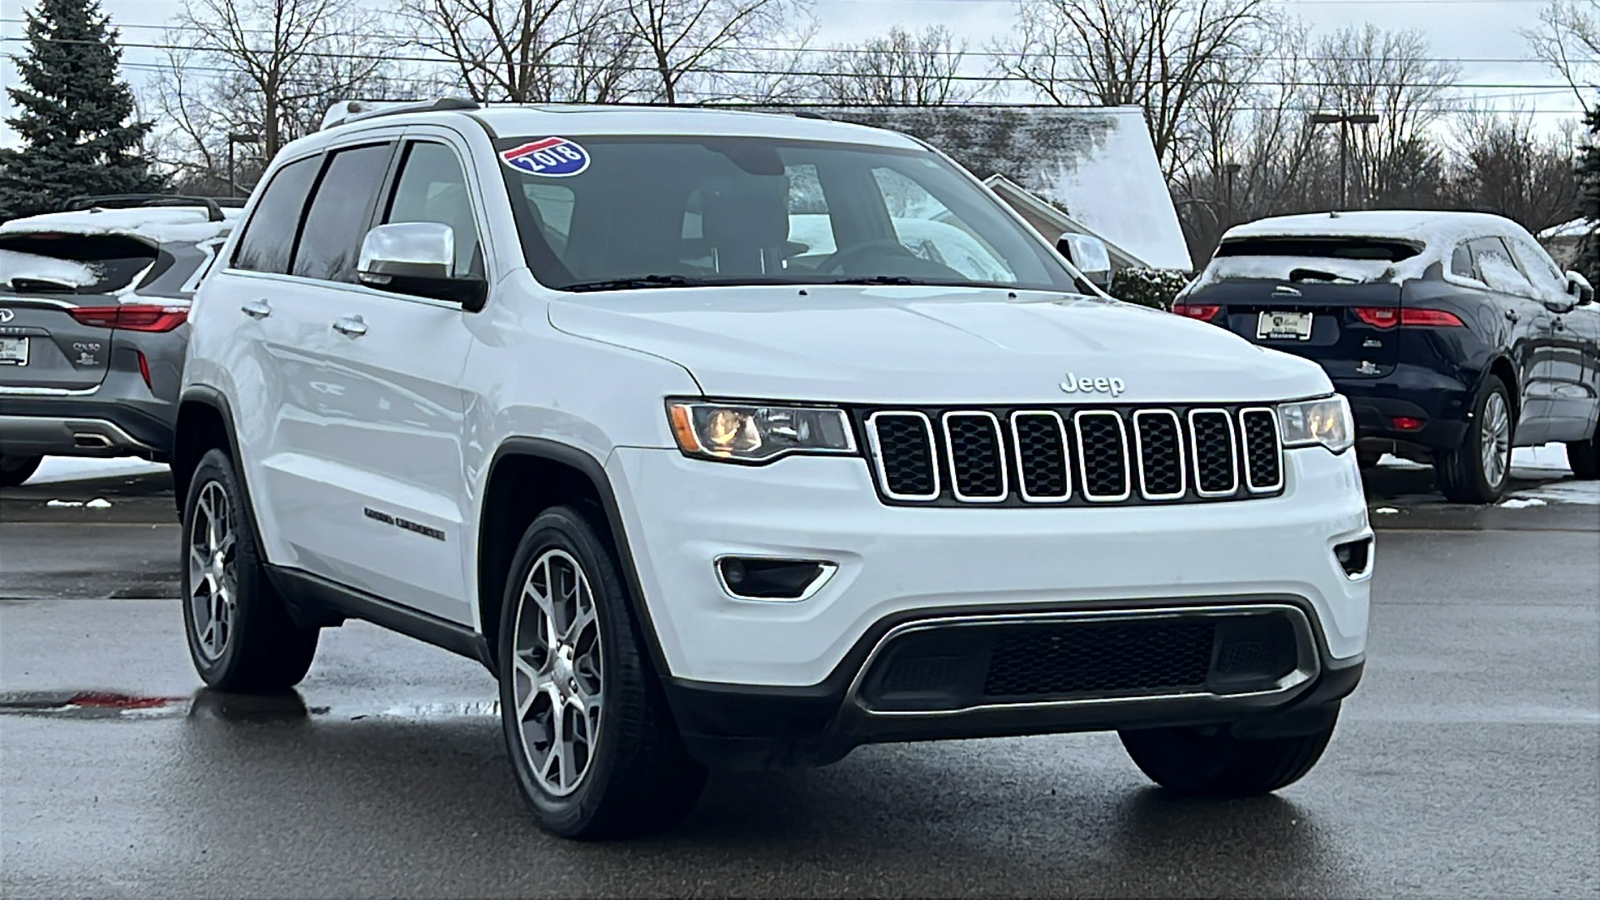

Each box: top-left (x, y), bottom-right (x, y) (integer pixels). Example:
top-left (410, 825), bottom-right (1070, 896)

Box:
top-left (1577, 101), bottom-right (1600, 286)
top-left (0, 0), bottom-right (161, 218)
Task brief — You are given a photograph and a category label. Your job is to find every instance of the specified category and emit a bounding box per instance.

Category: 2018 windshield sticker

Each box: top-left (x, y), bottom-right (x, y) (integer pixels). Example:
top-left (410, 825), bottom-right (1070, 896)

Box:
top-left (500, 137), bottom-right (590, 177)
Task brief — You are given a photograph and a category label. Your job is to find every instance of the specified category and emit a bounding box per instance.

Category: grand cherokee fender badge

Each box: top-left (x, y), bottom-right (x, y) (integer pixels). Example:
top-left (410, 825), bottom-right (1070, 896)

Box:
top-left (1061, 372), bottom-right (1126, 396)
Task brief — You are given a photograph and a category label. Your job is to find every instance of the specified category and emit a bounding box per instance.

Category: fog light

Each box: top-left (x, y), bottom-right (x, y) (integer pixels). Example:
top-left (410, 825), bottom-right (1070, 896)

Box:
top-left (1334, 538), bottom-right (1372, 577)
top-left (716, 557), bottom-right (836, 601)
top-left (1391, 416), bottom-right (1424, 431)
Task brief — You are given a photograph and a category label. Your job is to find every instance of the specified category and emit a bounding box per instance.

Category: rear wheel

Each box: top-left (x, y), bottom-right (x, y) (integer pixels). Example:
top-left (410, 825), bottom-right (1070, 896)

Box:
top-left (498, 506), bottom-right (706, 839)
top-left (1119, 712), bottom-right (1338, 796)
top-left (1436, 375), bottom-right (1513, 503)
top-left (181, 449), bottom-right (318, 692)
top-left (0, 455), bottom-right (42, 488)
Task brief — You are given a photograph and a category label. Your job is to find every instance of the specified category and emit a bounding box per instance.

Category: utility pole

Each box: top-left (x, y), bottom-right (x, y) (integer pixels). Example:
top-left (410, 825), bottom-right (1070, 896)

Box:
top-left (1221, 161), bottom-right (1241, 229)
top-left (1309, 112), bottom-right (1379, 209)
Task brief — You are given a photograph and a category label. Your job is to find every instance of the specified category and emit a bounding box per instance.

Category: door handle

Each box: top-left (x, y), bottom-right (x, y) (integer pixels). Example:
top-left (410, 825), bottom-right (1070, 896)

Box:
top-left (240, 299), bottom-right (271, 319)
top-left (332, 315), bottom-right (368, 338)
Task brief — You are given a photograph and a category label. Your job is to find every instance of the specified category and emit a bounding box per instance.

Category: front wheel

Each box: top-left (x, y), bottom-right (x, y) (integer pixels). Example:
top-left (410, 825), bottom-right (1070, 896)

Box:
top-left (1436, 375), bottom-right (1513, 503)
top-left (1566, 435), bottom-right (1599, 479)
top-left (498, 506), bottom-right (706, 839)
top-left (1119, 712), bottom-right (1338, 796)
top-left (0, 455), bottom-right (42, 488)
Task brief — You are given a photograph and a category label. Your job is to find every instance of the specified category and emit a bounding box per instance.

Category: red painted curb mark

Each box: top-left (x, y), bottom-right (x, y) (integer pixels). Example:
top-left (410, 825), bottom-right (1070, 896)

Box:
top-left (67, 692), bottom-right (186, 709)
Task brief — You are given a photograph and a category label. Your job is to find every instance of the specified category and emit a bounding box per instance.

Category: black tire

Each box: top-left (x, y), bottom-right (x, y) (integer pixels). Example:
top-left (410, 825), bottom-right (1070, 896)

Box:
top-left (181, 449), bottom-right (318, 692)
top-left (498, 506), bottom-right (706, 840)
top-left (1436, 374), bottom-right (1514, 503)
top-left (1119, 712), bottom-right (1338, 797)
top-left (0, 455), bottom-right (42, 488)
top-left (1566, 436), bottom-right (1600, 479)
top-left (1355, 449), bottom-right (1382, 470)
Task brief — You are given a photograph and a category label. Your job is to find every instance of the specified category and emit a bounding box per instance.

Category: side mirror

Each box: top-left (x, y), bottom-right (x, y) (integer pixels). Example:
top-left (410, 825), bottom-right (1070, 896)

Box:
top-left (1057, 232), bottom-right (1112, 289)
top-left (357, 222), bottom-right (486, 311)
top-left (1565, 270), bottom-right (1594, 305)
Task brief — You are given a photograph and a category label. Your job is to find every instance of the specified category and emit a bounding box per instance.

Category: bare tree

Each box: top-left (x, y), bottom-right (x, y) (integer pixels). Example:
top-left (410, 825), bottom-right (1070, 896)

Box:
top-left (1307, 25), bottom-right (1459, 206)
top-left (1525, 0), bottom-right (1600, 111)
top-left (623, 0), bottom-right (809, 104)
top-left (1445, 108), bottom-right (1580, 232)
top-left (172, 0), bottom-right (393, 161)
top-left (400, 0), bottom-right (644, 104)
top-left (814, 25), bottom-right (984, 105)
top-left (993, 0), bottom-right (1267, 175)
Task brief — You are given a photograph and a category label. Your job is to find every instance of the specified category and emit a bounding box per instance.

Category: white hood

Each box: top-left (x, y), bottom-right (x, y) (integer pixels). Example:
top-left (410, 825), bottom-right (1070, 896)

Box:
top-left (548, 286), bottom-right (1333, 405)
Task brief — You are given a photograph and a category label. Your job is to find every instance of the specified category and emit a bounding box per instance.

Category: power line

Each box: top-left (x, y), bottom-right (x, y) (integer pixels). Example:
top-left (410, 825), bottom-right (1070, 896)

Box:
top-left (0, 18), bottom-right (1569, 65)
top-left (0, 34), bottom-right (1582, 92)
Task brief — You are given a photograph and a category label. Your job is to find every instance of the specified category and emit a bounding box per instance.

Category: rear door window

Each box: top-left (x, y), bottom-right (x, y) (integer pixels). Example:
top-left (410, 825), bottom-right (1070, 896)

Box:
top-left (293, 143), bottom-right (395, 283)
top-left (233, 155), bottom-right (319, 275)
top-left (1450, 244), bottom-right (1477, 279)
top-left (1469, 237), bottom-right (1536, 298)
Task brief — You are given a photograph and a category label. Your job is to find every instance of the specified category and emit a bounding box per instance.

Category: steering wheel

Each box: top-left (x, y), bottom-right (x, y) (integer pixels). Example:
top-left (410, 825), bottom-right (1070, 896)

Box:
top-left (817, 239), bottom-right (919, 275)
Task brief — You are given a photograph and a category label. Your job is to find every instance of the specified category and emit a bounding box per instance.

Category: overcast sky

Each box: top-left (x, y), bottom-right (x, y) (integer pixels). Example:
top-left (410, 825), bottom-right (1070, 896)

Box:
top-left (0, 0), bottom-right (1578, 149)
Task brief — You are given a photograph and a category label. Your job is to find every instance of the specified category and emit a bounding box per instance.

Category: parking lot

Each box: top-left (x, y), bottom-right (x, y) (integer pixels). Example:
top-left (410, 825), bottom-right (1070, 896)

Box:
top-left (1, 457), bottom-right (1596, 898)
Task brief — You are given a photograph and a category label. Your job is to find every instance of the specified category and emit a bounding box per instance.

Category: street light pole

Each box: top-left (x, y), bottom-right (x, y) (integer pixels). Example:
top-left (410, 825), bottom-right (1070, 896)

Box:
top-left (1222, 161), bottom-right (1241, 229)
top-left (226, 132), bottom-right (259, 198)
top-left (1309, 112), bottom-right (1379, 209)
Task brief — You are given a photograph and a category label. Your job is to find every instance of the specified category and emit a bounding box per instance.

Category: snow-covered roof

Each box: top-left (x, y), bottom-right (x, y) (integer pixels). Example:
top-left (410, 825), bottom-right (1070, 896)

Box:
top-left (1538, 217), bottom-right (1592, 241)
top-left (0, 206), bottom-right (239, 245)
top-left (763, 105), bottom-right (1192, 271)
top-left (1223, 210), bottom-right (1528, 248)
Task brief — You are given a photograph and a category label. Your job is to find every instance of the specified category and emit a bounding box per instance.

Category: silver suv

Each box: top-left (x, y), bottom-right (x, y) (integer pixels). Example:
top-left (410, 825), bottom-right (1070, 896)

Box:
top-left (0, 196), bottom-right (238, 486)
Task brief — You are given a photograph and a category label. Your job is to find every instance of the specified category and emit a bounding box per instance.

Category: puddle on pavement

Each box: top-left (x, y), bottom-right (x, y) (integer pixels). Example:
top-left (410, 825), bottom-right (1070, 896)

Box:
top-left (0, 689), bottom-right (495, 722)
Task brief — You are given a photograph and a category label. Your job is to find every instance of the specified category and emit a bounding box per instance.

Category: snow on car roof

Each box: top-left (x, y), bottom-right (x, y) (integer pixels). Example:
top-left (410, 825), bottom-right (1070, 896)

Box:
top-left (0, 205), bottom-right (239, 245)
top-left (1221, 210), bottom-right (1527, 248)
top-left (468, 104), bottom-right (923, 148)
top-left (1538, 217), bottom-right (1592, 240)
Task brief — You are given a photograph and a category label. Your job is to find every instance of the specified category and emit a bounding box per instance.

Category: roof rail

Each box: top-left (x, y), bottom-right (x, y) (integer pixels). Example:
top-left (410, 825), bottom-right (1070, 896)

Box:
top-left (62, 194), bottom-right (225, 222)
top-left (321, 97), bottom-right (481, 131)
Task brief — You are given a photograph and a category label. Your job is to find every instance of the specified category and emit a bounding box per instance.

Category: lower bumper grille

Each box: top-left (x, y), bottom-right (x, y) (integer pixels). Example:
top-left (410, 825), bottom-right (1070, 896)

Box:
top-left (854, 606), bottom-right (1313, 714)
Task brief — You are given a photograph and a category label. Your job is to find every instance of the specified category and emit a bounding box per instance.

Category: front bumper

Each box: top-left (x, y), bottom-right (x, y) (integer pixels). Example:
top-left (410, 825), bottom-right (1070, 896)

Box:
top-left (609, 444), bottom-right (1370, 769)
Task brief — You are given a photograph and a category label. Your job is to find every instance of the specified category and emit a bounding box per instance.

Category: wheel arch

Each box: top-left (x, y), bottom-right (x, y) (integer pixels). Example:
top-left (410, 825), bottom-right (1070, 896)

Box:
top-left (1483, 355), bottom-right (1520, 428)
top-left (172, 387), bottom-right (244, 518)
top-left (477, 438), bottom-right (669, 678)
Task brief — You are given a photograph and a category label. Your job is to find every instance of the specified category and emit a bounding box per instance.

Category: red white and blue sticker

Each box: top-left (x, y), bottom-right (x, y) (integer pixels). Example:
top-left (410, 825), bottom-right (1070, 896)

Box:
top-left (500, 137), bottom-right (590, 177)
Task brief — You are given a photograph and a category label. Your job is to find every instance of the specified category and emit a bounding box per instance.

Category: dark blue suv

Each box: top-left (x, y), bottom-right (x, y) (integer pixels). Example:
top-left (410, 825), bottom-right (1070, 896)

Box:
top-left (1174, 211), bottom-right (1600, 503)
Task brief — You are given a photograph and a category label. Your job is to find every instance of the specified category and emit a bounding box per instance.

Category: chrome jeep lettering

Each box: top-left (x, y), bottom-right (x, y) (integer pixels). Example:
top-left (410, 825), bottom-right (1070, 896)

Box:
top-left (1060, 373), bottom-right (1126, 397)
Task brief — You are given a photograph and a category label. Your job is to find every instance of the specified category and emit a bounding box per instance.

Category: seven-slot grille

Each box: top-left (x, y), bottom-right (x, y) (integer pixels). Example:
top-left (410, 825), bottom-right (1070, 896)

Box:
top-left (863, 406), bottom-right (1284, 506)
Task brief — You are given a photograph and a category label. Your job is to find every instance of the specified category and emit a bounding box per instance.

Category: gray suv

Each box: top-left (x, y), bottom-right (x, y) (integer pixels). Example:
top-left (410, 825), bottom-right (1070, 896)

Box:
top-left (0, 196), bottom-right (237, 486)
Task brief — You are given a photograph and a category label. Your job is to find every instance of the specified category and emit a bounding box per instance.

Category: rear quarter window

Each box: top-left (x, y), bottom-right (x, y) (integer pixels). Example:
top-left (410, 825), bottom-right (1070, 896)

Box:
top-left (232, 155), bottom-right (320, 275)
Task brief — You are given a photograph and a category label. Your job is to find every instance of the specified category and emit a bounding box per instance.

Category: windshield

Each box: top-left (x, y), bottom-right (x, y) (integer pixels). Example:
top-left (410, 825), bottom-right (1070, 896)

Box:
top-left (494, 135), bottom-right (1078, 293)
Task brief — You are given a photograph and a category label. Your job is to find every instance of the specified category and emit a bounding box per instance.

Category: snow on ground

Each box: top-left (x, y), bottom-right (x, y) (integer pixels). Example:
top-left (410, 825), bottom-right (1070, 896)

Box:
top-left (27, 457), bottom-right (168, 486)
top-left (1380, 443), bottom-right (1571, 473)
top-left (1505, 480), bottom-right (1600, 506)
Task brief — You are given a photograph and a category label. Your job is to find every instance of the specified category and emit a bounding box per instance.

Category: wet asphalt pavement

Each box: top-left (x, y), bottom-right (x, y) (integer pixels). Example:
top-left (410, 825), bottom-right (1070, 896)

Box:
top-left (1, 466), bottom-right (1597, 897)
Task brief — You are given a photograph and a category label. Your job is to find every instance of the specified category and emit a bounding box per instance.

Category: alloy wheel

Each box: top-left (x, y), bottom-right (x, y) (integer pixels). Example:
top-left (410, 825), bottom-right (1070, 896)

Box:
top-left (187, 480), bottom-right (237, 662)
top-left (1480, 392), bottom-right (1511, 488)
top-left (511, 548), bottom-right (603, 797)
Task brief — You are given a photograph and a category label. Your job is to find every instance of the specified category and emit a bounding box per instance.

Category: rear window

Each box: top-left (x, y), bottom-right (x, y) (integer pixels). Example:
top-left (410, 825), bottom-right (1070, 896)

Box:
top-left (1214, 238), bottom-right (1422, 262)
top-left (0, 232), bottom-right (161, 294)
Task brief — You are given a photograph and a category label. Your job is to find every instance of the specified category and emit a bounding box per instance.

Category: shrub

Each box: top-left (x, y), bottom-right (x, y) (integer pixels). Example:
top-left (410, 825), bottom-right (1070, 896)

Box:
top-left (1110, 267), bottom-right (1194, 311)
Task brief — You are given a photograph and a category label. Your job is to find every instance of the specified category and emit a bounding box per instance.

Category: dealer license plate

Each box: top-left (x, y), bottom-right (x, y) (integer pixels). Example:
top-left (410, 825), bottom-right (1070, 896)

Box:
top-left (0, 337), bottom-right (28, 365)
top-left (1257, 311), bottom-right (1313, 341)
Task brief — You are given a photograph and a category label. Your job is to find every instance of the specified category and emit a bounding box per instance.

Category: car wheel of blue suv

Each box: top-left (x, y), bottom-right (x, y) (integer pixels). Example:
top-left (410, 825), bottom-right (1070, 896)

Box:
top-left (498, 506), bottom-right (707, 839)
top-left (1436, 374), bottom-right (1513, 504)
top-left (181, 449), bottom-right (319, 691)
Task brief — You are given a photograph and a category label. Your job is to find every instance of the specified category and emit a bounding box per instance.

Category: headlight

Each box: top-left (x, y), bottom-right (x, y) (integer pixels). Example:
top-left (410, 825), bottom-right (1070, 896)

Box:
top-left (667, 401), bottom-right (856, 462)
top-left (1277, 395), bottom-right (1354, 454)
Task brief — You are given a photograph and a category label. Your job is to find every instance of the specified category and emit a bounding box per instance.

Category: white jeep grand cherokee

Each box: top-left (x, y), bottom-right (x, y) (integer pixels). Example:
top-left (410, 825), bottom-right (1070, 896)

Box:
top-left (175, 99), bottom-right (1371, 839)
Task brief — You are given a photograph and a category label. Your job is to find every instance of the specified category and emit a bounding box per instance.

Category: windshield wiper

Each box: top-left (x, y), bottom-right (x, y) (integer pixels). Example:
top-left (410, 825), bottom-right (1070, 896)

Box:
top-left (561, 274), bottom-right (701, 293)
top-left (828, 275), bottom-right (932, 286)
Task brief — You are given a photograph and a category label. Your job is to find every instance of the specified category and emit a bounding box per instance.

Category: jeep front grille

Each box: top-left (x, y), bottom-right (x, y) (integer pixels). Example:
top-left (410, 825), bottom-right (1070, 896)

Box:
top-left (862, 405), bottom-right (1284, 507)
